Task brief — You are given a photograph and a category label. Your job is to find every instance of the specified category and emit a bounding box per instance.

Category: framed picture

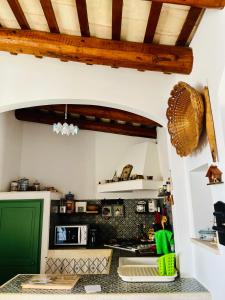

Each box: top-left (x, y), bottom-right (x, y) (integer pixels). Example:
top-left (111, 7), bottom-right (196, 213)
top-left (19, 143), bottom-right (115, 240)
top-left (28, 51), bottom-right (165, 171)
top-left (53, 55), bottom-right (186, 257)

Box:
top-left (75, 202), bottom-right (87, 213)
top-left (113, 205), bottom-right (124, 217)
top-left (102, 205), bottom-right (112, 217)
top-left (120, 164), bottom-right (133, 181)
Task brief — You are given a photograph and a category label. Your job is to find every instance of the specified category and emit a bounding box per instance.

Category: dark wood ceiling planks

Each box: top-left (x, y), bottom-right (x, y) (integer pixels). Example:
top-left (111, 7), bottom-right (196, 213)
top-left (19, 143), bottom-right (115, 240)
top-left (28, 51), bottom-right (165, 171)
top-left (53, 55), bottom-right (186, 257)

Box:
top-left (176, 7), bottom-right (203, 46)
top-left (112, 0), bottom-right (123, 40)
top-left (6, 0), bottom-right (30, 30)
top-left (144, 2), bottom-right (163, 43)
top-left (0, 1), bottom-right (224, 73)
top-left (75, 0), bottom-right (90, 37)
top-left (15, 105), bottom-right (161, 139)
top-left (145, 0), bottom-right (225, 9)
top-left (40, 0), bottom-right (60, 34)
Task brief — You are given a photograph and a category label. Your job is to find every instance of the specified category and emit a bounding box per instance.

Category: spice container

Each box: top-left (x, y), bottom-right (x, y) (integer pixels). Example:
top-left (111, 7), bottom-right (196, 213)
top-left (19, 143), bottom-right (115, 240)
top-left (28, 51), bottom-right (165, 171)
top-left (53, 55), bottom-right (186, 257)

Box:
top-left (18, 178), bottom-right (29, 191)
top-left (10, 181), bottom-right (18, 191)
top-left (66, 200), bottom-right (75, 213)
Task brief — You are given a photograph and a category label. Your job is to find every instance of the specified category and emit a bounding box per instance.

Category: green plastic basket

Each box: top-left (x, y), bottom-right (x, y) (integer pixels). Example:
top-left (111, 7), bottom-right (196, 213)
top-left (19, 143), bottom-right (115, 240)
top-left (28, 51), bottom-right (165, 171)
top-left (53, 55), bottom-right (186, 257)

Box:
top-left (157, 256), bottom-right (166, 276)
top-left (164, 253), bottom-right (175, 276)
top-left (157, 253), bottom-right (175, 276)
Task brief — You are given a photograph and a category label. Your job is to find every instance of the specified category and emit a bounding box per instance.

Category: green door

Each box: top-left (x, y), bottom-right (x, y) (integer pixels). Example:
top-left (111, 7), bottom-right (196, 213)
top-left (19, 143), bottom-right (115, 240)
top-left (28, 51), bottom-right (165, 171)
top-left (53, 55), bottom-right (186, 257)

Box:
top-left (0, 200), bottom-right (43, 285)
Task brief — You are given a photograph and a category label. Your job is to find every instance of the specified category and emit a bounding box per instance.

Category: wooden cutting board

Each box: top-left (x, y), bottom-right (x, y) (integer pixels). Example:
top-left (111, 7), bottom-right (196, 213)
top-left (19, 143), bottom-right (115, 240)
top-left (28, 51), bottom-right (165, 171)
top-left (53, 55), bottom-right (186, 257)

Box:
top-left (21, 274), bottom-right (80, 290)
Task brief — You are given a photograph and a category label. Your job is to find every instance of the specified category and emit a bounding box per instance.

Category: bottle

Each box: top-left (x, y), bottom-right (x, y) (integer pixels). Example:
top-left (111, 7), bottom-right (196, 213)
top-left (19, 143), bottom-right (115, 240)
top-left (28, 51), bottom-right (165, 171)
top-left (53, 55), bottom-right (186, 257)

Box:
top-left (166, 178), bottom-right (171, 195)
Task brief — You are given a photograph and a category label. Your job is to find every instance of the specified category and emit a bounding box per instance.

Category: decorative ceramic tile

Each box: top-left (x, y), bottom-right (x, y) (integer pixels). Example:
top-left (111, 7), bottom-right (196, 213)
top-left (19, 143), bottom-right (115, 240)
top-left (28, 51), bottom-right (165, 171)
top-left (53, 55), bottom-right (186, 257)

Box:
top-left (51, 199), bottom-right (168, 242)
top-left (45, 257), bottom-right (110, 274)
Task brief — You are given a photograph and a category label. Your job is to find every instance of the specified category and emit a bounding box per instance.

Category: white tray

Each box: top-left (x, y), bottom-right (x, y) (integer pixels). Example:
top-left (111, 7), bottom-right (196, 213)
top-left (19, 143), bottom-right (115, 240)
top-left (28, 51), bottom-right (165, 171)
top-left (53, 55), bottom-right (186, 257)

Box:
top-left (118, 257), bottom-right (177, 282)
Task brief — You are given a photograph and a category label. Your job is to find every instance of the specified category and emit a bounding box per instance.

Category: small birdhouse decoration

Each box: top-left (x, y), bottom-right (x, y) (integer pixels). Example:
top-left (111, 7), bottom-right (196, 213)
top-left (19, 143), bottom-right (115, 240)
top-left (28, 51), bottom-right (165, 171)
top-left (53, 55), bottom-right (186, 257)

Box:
top-left (206, 165), bottom-right (223, 185)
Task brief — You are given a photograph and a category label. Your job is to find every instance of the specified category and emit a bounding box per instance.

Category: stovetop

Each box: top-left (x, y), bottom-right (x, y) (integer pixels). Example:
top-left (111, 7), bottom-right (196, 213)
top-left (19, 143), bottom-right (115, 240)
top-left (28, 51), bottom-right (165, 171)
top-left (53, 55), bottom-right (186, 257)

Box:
top-left (104, 239), bottom-right (156, 254)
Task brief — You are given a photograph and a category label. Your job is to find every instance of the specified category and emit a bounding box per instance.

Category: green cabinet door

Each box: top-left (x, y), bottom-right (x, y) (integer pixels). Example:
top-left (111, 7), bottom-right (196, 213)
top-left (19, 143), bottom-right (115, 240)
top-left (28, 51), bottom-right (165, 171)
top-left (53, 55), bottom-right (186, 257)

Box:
top-left (0, 200), bottom-right (43, 285)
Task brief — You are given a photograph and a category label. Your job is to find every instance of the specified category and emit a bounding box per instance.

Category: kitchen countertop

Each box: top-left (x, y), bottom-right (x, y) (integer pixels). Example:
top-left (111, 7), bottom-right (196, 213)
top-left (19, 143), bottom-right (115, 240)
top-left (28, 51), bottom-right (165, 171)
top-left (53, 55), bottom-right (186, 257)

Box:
top-left (0, 250), bottom-right (211, 300)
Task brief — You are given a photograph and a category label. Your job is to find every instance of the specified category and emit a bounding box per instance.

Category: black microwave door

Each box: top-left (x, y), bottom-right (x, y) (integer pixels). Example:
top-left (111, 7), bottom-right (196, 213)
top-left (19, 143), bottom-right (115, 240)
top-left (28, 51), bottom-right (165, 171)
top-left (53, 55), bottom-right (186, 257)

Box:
top-left (67, 227), bottom-right (79, 244)
top-left (55, 227), bottom-right (79, 245)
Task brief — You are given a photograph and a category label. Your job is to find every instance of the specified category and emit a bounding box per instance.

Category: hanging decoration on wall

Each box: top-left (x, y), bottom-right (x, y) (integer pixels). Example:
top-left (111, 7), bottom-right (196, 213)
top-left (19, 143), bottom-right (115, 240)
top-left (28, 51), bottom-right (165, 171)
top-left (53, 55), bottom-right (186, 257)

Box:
top-left (53, 104), bottom-right (79, 136)
top-left (206, 165), bottom-right (223, 185)
top-left (203, 86), bottom-right (218, 162)
top-left (166, 82), bottom-right (204, 157)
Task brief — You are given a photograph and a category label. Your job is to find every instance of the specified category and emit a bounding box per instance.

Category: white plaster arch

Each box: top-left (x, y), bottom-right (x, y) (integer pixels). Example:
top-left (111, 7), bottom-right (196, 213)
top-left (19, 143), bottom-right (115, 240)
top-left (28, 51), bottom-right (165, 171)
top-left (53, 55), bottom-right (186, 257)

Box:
top-left (0, 52), bottom-right (176, 126)
top-left (2, 97), bottom-right (166, 126)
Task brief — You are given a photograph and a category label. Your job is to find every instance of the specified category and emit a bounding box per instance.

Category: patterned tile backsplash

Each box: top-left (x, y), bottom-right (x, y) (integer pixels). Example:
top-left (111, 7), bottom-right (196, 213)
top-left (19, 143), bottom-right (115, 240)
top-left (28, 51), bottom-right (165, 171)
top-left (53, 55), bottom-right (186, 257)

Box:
top-left (50, 199), bottom-right (172, 244)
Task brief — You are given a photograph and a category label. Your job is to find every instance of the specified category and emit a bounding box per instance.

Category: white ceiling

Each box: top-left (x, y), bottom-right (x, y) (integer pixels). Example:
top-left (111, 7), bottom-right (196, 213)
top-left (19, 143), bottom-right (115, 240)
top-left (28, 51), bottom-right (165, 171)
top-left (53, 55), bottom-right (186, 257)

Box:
top-left (0, 0), bottom-right (198, 46)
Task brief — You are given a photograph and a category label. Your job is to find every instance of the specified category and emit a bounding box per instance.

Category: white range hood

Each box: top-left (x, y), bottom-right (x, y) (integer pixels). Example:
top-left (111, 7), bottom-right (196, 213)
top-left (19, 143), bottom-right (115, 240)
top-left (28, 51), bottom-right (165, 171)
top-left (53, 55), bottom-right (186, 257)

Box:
top-left (97, 179), bottom-right (162, 193)
top-left (97, 141), bottom-right (163, 193)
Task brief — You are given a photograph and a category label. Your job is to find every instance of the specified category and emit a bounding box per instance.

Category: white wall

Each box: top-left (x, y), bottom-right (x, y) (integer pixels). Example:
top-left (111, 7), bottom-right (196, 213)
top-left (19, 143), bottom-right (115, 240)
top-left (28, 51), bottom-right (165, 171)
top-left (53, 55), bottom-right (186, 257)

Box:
top-left (0, 52), bottom-right (174, 126)
top-left (20, 121), bottom-right (164, 199)
top-left (168, 8), bottom-right (225, 299)
top-left (0, 8), bottom-right (224, 294)
top-left (0, 111), bottom-right (22, 191)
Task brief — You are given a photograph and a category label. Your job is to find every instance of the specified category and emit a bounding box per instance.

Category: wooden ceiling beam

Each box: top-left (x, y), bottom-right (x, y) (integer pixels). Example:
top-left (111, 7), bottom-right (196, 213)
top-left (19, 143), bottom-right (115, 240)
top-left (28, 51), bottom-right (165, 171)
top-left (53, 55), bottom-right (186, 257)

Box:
top-left (176, 7), bottom-right (203, 46)
top-left (75, 0), bottom-right (90, 37)
top-left (112, 0), bottom-right (123, 40)
top-left (7, 0), bottom-right (30, 30)
top-left (15, 109), bottom-right (157, 139)
top-left (145, 0), bottom-right (225, 9)
top-left (144, 2), bottom-right (162, 43)
top-left (0, 28), bottom-right (193, 74)
top-left (35, 105), bottom-right (161, 127)
top-left (40, 0), bottom-right (60, 34)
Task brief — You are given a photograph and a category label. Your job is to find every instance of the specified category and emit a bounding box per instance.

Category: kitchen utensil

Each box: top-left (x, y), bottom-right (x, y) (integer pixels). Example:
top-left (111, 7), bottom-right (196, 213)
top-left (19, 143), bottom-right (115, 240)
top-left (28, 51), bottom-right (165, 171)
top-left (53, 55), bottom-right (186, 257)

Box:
top-left (204, 86), bottom-right (218, 162)
top-left (166, 82), bottom-right (204, 157)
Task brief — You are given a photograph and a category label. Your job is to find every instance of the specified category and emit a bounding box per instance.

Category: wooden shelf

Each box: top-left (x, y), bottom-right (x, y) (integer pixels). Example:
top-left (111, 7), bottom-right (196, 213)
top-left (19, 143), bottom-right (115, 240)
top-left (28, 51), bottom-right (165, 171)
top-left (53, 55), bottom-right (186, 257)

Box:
top-left (57, 211), bottom-right (99, 215)
top-left (191, 238), bottom-right (220, 255)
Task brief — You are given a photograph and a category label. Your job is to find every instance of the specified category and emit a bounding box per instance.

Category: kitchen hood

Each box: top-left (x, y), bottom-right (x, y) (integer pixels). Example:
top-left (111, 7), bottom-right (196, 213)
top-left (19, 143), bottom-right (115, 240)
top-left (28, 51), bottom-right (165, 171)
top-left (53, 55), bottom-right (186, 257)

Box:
top-left (97, 141), bottom-right (163, 193)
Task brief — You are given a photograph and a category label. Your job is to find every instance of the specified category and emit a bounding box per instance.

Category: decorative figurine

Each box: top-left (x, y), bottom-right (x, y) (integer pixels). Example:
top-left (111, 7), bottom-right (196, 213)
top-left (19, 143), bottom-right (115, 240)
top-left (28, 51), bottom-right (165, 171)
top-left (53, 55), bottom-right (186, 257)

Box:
top-left (206, 165), bottom-right (223, 184)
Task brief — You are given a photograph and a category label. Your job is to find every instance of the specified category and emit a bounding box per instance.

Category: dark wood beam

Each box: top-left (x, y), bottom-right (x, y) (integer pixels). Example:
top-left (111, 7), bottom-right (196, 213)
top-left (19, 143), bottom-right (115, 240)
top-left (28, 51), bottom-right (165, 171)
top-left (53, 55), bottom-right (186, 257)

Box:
top-left (144, 2), bottom-right (162, 43)
top-left (75, 0), bottom-right (90, 37)
top-left (176, 7), bottom-right (203, 46)
top-left (0, 28), bottom-right (193, 74)
top-left (15, 109), bottom-right (157, 139)
top-left (40, 0), bottom-right (60, 34)
top-left (112, 0), bottom-right (123, 40)
top-left (145, 0), bottom-right (225, 9)
top-left (7, 0), bottom-right (30, 29)
top-left (35, 105), bottom-right (161, 127)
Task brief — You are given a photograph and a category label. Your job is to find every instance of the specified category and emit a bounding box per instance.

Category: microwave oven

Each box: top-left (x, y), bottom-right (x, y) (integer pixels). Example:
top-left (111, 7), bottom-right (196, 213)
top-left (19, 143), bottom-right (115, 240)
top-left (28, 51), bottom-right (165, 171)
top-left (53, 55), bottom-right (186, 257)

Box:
top-left (54, 225), bottom-right (88, 246)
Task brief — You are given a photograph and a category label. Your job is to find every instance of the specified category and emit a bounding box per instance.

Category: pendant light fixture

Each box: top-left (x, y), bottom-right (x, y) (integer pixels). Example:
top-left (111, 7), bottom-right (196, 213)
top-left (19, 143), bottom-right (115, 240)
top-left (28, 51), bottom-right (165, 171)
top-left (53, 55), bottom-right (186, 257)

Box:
top-left (53, 104), bottom-right (79, 136)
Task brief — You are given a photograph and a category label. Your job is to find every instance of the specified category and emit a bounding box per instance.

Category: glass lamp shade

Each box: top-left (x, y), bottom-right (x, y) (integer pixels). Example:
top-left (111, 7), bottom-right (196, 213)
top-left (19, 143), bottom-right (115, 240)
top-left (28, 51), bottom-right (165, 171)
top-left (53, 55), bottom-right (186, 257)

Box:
top-left (53, 122), bottom-right (79, 136)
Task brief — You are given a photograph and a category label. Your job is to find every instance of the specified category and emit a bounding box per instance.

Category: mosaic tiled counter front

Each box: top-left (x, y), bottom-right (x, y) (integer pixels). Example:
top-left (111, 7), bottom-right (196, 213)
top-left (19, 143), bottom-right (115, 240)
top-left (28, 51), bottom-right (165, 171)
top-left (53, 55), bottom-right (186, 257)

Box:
top-left (0, 250), bottom-right (211, 300)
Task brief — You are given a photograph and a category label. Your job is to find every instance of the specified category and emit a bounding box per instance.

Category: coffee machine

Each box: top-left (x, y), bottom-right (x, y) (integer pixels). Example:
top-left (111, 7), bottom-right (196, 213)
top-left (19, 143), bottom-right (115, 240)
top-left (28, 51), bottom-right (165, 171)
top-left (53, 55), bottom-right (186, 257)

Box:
top-left (88, 225), bottom-right (100, 247)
